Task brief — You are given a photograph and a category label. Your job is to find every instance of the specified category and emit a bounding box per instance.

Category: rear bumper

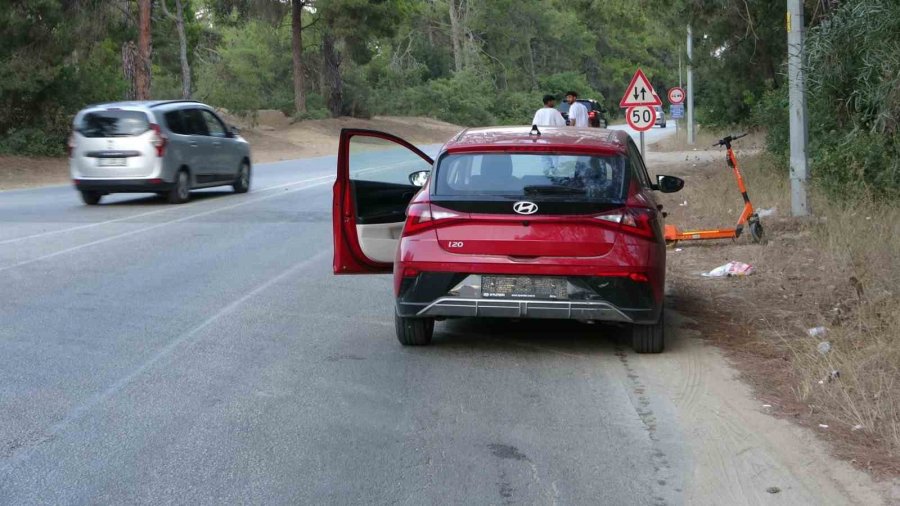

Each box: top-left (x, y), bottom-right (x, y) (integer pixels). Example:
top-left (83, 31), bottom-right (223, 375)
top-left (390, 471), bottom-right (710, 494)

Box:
top-left (73, 179), bottom-right (174, 193)
top-left (396, 273), bottom-right (660, 324)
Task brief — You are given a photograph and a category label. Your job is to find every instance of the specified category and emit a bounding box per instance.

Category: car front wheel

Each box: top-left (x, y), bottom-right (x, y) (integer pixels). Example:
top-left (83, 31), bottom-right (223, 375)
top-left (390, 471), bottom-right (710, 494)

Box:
top-left (632, 309), bottom-right (665, 353)
top-left (80, 191), bottom-right (102, 205)
top-left (395, 314), bottom-right (434, 346)
top-left (233, 161), bottom-right (251, 193)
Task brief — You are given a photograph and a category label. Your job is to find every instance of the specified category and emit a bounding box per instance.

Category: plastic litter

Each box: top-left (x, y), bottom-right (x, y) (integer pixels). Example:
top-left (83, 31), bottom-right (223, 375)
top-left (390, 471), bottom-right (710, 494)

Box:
top-left (757, 207), bottom-right (777, 217)
top-left (702, 261), bottom-right (755, 277)
top-left (819, 424), bottom-right (829, 429)
top-left (816, 340), bottom-right (831, 355)
top-left (679, 200), bottom-right (688, 207)
top-left (675, 248), bottom-right (683, 252)
top-left (808, 326), bottom-right (828, 338)
top-left (852, 424), bottom-right (864, 431)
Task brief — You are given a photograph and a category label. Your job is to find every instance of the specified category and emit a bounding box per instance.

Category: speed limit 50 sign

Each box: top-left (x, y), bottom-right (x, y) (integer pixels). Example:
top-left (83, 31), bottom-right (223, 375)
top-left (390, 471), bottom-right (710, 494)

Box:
top-left (626, 106), bottom-right (657, 132)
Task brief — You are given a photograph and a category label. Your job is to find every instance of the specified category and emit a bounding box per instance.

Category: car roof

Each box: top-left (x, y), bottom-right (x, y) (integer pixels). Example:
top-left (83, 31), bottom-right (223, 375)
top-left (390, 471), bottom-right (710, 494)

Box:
top-left (82, 100), bottom-right (205, 111)
top-left (443, 126), bottom-right (629, 154)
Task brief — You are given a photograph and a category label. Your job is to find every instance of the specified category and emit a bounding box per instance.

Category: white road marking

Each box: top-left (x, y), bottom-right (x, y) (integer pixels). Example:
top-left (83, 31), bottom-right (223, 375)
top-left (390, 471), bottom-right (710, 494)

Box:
top-left (0, 158), bottom-right (414, 273)
top-left (0, 157), bottom-right (418, 245)
top-left (0, 173), bottom-right (335, 246)
top-left (0, 250), bottom-right (329, 474)
top-left (0, 177), bottom-right (333, 273)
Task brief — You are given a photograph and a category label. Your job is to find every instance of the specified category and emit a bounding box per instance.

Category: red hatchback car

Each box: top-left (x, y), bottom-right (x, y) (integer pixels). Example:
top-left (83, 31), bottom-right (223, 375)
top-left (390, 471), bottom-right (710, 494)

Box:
top-left (333, 126), bottom-right (684, 353)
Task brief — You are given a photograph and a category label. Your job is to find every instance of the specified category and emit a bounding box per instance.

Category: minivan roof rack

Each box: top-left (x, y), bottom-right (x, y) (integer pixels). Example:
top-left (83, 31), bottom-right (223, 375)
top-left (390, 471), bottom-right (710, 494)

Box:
top-left (148, 100), bottom-right (201, 108)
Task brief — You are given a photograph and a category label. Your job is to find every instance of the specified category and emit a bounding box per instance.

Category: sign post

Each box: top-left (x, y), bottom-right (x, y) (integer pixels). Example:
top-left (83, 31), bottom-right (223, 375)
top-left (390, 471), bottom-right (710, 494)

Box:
top-left (667, 86), bottom-right (686, 135)
top-left (620, 69), bottom-right (662, 156)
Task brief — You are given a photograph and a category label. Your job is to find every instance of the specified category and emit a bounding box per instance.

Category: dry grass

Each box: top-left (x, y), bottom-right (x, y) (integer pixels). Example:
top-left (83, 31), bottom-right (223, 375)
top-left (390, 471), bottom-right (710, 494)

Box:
top-left (657, 151), bottom-right (900, 475)
top-left (650, 125), bottom-right (767, 153)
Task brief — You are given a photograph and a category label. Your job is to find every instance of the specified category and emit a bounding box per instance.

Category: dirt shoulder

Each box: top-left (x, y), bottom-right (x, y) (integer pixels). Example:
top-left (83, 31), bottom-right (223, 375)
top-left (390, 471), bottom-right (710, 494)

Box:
top-left (0, 115), bottom-right (463, 191)
top-left (650, 144), bottom-right (900, 501)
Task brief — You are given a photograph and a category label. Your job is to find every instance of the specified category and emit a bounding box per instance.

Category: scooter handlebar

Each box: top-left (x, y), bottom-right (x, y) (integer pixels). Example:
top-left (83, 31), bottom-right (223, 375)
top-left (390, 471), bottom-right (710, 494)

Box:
top-left (713, 132), bottom-right (748, 147)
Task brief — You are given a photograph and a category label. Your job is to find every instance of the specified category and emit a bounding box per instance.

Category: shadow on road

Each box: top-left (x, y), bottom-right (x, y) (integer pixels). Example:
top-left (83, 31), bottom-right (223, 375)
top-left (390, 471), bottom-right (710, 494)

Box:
top-left (415, 305), bottom-right (690, 358)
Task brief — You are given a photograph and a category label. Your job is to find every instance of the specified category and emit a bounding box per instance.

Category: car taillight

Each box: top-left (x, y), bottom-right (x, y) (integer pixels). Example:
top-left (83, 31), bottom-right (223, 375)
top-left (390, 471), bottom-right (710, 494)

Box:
top-left (589, 111), bottom-right (597, 119)
top-left (66, 133), bottom-right (75, 158)
top-left (594, 208), bottom-right (656, 239)
top-left (150, 123), bottom-right (167, 157)
top-left (403, 203), bottom-right (465, 236)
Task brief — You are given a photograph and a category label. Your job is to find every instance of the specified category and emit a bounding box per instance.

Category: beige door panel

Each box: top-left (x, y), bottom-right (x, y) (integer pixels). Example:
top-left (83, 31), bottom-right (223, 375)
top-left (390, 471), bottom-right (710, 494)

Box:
top-left (356, 223), bottom-right (403, 264)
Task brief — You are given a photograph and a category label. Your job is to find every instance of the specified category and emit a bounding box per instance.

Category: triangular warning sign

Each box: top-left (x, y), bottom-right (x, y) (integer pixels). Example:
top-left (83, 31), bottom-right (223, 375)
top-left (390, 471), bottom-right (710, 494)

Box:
top-left (620, 69), bottom-right (661, 107)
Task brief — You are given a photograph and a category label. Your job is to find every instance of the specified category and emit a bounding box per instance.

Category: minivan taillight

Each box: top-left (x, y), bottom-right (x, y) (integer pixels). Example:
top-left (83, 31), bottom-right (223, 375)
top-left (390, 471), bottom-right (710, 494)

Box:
top-left (66, 133), bottom-right (75, 158)
top-left (150, 123), bottom-right (167, 157)
top-left (404, 203), bottom-right (466, 236)
top-left (595, 208), bottom-right (656, 239)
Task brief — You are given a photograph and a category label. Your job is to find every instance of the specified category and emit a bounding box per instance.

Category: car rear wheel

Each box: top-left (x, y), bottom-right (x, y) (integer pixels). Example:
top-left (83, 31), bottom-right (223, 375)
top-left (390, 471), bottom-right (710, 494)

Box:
top-left (233, 161), bottom-right (251, 193)
top-left (167, 170), bottom-right (191, 204)
top-left (80, 191), bottom-right (102, 205)
top-left (395, 314), bottom-right (434, 346)
top-left (632, 309), bottom-right (665, 353)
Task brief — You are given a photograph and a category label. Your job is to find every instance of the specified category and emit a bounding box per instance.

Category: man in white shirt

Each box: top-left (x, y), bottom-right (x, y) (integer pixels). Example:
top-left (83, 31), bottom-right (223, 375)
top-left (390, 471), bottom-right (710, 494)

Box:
top-left (565, 91), bottom-right (590, 127)
top-left (532, 94), bottom-right (567, 127)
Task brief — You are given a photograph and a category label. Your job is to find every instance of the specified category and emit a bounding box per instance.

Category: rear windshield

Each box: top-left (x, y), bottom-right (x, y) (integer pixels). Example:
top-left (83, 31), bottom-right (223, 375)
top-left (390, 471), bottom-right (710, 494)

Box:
top-left (434, 153), bottom-right (629, 203)
top-left (77, 110), bottom-right (150, 138)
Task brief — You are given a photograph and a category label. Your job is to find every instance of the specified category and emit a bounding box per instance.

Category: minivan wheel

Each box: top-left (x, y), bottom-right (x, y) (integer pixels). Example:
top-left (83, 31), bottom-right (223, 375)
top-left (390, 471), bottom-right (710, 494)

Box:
top-left (233, 161), bottom-right (251, 193)
top-left (80, 191), bottom-right (102, 205)
top-left (632, 309), bottom-right (665, 354)
top-left (395, 313), bottom-right (434, 346)
top-left (167, 170), bottom-right (191, 204)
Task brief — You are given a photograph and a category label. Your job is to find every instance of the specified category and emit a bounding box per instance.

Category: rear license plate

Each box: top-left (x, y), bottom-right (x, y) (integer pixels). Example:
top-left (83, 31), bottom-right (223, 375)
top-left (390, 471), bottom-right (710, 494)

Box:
top-left (98, 158), bottom-right (127, 167)
top-left (481, 276), bottom-right (568, 299)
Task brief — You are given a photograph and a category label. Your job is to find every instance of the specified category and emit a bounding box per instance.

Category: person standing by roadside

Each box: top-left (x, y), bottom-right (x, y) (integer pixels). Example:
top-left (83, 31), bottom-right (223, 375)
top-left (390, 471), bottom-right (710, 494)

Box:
top-left (565, 91), bottom-right (589, 127)
top-left (532, 94), bottom-right (567, 127)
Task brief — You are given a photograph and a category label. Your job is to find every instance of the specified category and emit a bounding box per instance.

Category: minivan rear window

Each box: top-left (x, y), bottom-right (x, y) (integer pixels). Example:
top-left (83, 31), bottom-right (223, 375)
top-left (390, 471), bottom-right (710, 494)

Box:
top-left (77, 110), bottom-right (150, 138)
top-left (434, 153), bottom-right (629, 203)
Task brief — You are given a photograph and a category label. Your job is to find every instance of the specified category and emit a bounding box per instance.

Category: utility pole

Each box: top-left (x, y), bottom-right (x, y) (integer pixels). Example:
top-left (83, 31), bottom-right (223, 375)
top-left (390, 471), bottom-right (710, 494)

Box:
top-left (686, 24), bottom-right (694, 145)
top-left (787, 0), bottom-right (810, 216)
top-left (678, 49), bottom-right (683, 136)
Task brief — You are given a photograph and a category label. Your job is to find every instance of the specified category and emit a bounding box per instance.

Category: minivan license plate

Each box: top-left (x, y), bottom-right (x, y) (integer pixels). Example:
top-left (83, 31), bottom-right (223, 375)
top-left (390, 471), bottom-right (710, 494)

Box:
top-left (98, 158), bottom-right (127, 167)
top-left (482, 276), bottom-right (568, 299)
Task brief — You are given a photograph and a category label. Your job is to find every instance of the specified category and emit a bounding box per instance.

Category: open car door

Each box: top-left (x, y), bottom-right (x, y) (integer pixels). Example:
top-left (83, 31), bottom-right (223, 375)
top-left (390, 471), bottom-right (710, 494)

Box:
top-left (333, 128), bottom-right (434, 274)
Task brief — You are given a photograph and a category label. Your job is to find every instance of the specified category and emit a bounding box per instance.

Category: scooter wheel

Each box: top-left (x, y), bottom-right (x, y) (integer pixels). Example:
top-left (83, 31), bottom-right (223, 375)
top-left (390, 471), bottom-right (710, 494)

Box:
top-left (749, 220), bottom-right (766, 244)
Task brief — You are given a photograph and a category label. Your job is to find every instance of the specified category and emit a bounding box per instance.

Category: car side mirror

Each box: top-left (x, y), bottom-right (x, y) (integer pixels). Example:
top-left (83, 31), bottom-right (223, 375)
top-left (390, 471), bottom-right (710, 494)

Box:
top-left (229, 125), bottom-right (240, 137)
top-left (655, 175), bottom-right (684, 193)
top-left (409, 170), bottom-right (430, 187)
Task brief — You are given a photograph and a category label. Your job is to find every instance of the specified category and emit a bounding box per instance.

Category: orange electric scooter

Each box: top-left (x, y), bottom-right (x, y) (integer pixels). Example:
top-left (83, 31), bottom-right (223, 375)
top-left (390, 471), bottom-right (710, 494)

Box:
top-left (664, 133), bottom-right (765, 245)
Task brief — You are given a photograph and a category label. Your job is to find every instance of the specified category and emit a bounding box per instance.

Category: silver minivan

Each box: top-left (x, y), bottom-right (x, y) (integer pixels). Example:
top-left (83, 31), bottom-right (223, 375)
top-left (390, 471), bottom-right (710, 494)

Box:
top-left (69, 100), bottom-right (251, 204)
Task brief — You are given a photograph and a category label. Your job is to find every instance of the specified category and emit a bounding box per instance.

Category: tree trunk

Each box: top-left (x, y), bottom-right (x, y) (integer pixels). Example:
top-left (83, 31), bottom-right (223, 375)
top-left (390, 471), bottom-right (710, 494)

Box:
top-left (160, 0), bottom-right (191, 98)
top-left (122, 41), bottom-right (138, 100)
top-left (291, 0), bottom-right (306, 114)
top-left (174, 0), bottom-right (190, 98)
top-left (322, 31), bottom-right (342, 117)
top-left (448, 0), bottom-right (463, 72)
top-left (526, 38), bottom-right (538, 90)
top-left (135, 0), bottom-right (152, 100)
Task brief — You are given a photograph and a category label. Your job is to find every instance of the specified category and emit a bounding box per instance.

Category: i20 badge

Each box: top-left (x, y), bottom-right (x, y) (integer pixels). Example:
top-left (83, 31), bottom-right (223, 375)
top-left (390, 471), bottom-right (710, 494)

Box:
top-left (513, 201), bottom-right (538, 215)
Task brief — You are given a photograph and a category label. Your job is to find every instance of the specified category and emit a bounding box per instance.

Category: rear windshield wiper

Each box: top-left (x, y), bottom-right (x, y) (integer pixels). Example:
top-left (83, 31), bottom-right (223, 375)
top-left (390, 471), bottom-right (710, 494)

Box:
top-left (523, 185), bottom-right (586, 195)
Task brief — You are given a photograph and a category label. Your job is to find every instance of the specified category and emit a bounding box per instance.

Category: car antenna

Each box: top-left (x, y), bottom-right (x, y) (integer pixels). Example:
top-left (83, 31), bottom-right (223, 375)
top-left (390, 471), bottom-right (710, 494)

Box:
top-left (530, 124), bottom-right (541, 136)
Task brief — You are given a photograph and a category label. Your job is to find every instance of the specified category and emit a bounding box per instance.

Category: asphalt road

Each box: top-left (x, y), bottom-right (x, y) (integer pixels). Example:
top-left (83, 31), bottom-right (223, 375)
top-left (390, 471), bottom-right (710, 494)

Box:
top-left (1, 124), bottom-right (849, 505)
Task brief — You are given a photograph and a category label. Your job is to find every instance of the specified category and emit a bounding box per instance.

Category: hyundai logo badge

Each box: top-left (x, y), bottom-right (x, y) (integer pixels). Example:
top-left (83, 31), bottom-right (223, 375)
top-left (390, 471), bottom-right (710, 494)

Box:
top-left (513, 201), bottom-right (538, 215)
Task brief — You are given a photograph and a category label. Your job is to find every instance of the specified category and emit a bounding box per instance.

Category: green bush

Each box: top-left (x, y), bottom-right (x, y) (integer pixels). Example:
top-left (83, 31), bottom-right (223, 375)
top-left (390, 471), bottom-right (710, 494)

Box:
top-left (759, 0), bottom-right (900, 199)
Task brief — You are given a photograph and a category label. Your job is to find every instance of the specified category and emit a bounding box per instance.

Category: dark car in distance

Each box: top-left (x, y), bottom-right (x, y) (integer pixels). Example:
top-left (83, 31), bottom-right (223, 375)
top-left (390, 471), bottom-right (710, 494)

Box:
top-left (558, 99), bottom-right (608, 128)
